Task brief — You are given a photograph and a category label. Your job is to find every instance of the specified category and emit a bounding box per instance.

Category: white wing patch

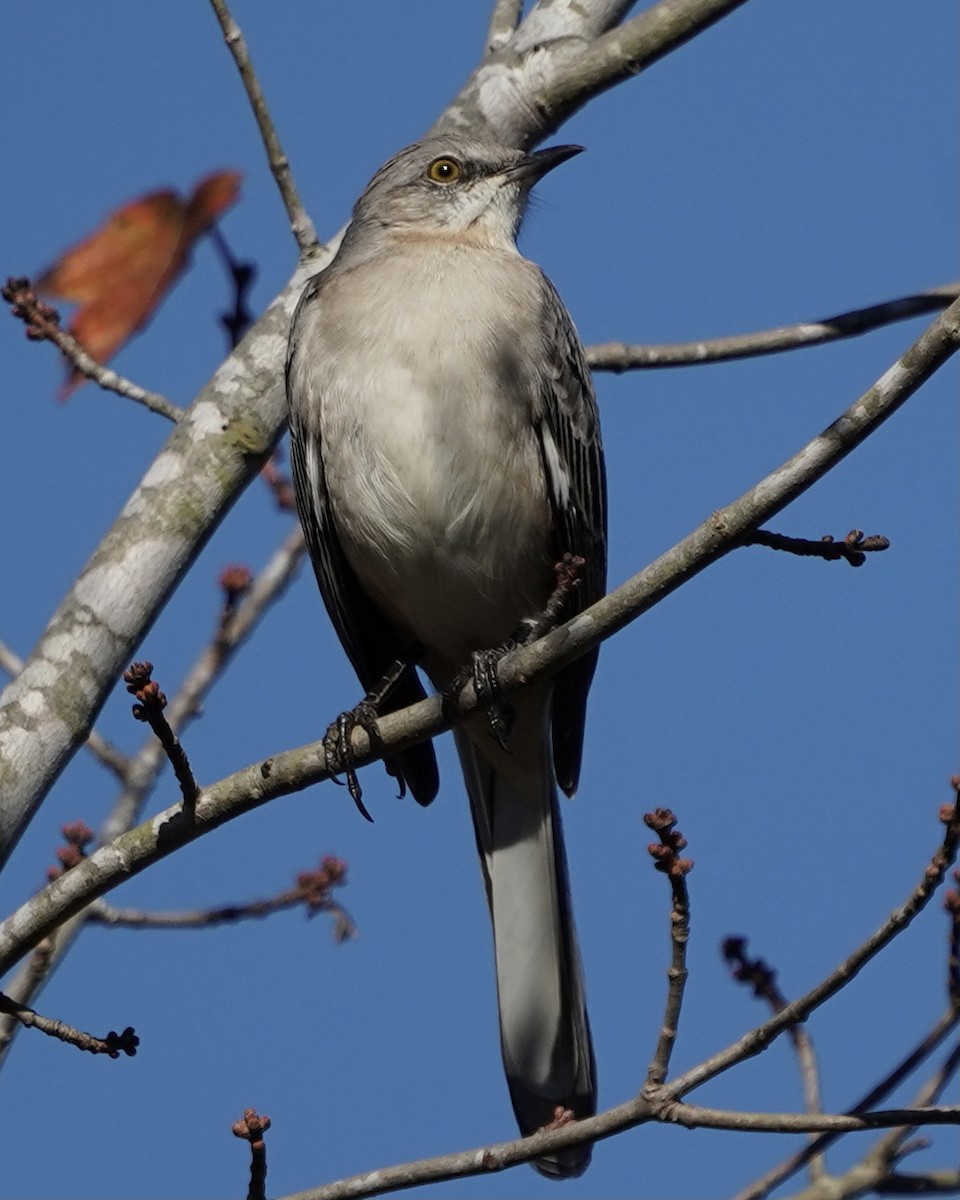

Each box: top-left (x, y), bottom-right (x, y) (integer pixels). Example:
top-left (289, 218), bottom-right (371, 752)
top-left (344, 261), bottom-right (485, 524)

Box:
top-left (539, 424), bottom-right (572, 511)
top-left (302, 436), bottom-right (324, 510)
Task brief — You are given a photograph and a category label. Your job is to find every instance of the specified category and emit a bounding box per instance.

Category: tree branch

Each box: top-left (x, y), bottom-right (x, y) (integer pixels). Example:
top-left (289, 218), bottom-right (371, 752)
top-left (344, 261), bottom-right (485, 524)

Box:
top-left (873, 1170), bottom-right (960, 1197)
top-left (511, 0), bottom-right (637, 51)
top-left (668, 787), bottom-right (960, 1102)
top-left (484, 0), bottom-right (523, 55)
top-left (3, 277), bottom-right (181, 421)
top-left (744, 528), bottom-right (890, 568)
top-left (644, 809), bottom-right (693, 1087)
top-left (88, 856), bottom-right (356, 942)
top-left (0, 526), bottom-right (306, 1067)
top-left (585, 284), bottom-right (960, 371)
top-left (533, 0), bottom-right (753, 131)
top-left (0, 640), bottom-right (130, 780)
top-left (271, 789), bottom-right (960, 1200)
top-left (435, 0), bottom-right (753, 146)
top-left (0, 259), bottom-right (312, 870)
top-left (99, 524), bottom-right (304, 846)
top-left (207, 0), bottom-right (319, 253)
top-left (1, 303), bottom-right (956, 981)
top-left (0, 754), bottom-right (953, 1196)
top-left (0, 992), bottom-right (138, 1059)
top-left (863, 1039), bottom-right (960, 1187)
top-left (122, 663), bottom-right (200, 806)
top-left (233, 1109), bottom-right (271, 1200)
top-left (769, 1041), bottom-right (960, 1200)
top-left (271, 1103), bottom-right (960, 1200)
top-left (723, 937), bottom-right (826, 1178)
top-left (711, 1017), bottom-right (960, 1196)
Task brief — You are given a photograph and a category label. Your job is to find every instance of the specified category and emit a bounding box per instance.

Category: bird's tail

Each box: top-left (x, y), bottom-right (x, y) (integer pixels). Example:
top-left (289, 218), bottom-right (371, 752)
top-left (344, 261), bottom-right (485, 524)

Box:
top-left (454, 692), bottom-right (596, 1178)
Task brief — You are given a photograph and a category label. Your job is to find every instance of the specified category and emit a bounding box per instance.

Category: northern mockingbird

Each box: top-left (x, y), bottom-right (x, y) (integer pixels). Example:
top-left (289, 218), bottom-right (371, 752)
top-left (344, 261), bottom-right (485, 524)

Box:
top-left (286, 136), bottom-right (607, 1178)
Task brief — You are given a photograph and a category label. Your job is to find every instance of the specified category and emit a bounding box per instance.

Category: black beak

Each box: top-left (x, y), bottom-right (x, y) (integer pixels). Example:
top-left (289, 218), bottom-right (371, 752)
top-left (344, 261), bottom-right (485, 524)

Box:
top-left (504, 144), bottom-right (585, 185)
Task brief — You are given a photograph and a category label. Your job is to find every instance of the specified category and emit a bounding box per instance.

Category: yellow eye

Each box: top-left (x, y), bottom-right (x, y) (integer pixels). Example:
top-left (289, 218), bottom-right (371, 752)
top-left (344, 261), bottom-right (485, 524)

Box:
top-left (427, 157), bottom-right (461, 184)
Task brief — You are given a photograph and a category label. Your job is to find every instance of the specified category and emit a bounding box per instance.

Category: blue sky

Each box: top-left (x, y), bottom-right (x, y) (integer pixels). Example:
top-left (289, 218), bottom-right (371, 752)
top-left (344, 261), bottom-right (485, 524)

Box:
top-left (1, 3), bottom-right (957, 1198)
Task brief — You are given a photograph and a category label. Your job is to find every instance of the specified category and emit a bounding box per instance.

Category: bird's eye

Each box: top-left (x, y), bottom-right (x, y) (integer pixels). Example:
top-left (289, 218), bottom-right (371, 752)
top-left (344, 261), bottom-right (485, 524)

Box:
top-left (427, 157), bottom-right (462, 184)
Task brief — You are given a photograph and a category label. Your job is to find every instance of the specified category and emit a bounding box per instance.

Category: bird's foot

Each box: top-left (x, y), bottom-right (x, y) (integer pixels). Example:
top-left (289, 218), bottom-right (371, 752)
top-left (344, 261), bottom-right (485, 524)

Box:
top-left (323, 699), bottom-right (382, 822)
top-left (470, 646), bottom-right (515, 749)
top-left (324, 656), bottom-right (419, 817)
top-left (441, 645), bottom-right (516, 750)
top-left (438, 558), bottom-right (585, 750)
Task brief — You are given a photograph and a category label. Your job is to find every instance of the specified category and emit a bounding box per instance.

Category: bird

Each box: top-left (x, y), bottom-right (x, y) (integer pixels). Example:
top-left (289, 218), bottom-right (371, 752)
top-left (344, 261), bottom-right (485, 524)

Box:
top-left (286, 135), bottom-right (607, 1177)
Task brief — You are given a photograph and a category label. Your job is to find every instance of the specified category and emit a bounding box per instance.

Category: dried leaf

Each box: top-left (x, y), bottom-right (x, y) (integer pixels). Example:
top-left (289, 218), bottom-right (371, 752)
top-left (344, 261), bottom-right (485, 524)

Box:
top-left (37, 170), bottom-right (242, 398)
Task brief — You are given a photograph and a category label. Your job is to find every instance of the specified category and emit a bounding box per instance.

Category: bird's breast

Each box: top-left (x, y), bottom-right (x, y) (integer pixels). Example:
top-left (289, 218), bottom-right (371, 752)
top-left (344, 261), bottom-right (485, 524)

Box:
top-left (313, 250), bottom-right (553, 664)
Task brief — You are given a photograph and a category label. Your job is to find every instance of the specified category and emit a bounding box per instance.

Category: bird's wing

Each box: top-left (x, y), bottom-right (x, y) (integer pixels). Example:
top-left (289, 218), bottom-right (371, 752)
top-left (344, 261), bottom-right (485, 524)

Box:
top-left (532, 273), bottom-right (608, 796)
top-left (286, 278), bottom-right (439, 805)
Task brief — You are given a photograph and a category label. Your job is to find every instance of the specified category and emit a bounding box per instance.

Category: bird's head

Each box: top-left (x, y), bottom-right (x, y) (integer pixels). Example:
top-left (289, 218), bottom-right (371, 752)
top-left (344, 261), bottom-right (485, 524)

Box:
top-left (348, 137), bottom-right (583, 249)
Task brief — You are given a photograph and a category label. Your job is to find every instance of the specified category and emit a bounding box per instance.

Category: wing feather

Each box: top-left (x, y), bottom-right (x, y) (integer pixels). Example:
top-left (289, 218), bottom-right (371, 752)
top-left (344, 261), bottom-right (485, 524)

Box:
top-left (286, 277), bottom-right (439, 805)
top-left (532, 273), bottom-right (608, 796)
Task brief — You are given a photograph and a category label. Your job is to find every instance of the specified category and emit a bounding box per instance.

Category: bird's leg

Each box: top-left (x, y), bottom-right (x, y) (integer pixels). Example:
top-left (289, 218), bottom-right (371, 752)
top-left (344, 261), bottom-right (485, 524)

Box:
top-left (522, 553), bottom-right (586, 644)
top-left (441, 555), bottom-right (587, 750)
top-left (324, 658), bottom-right (411, 821)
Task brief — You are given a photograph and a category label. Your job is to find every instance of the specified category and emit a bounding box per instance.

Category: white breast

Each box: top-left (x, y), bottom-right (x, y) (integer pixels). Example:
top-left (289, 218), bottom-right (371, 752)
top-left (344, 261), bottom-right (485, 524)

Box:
top-left (304, 244), bottom-right (553, 668)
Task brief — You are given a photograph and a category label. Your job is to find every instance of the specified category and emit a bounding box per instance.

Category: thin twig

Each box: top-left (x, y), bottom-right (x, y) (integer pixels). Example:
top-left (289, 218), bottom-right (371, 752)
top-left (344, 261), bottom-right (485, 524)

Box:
top-left (0, 640), bottom-right (130, 780)
top-left (866, 1039), bottom-right (960, 1177)
top-left (208, 225), bottom-right (256, 348)
top-left (644, 809), bottom-right (693, 1087)
top-left (207, 0), bottom-right (319, 253)
top-left (0, 992), bottom-right (138, 1058)
top-left (3, 277), bottom-right (182, 421)
top-left (233, 1109), bottom-right (271, 1200)
top-left (669, 791), bottom-right (960, 1103)
top-left (0, 641), bottom-right (24, 680)
top-left (103, 524), bottom-right (305, 844)
top-left (771, 1043), bottom-right (960, 1200)
top-left (723, 937), bottom-right (826, 1179)
top-left (946, 868), bottom-right (960, 1010)
top-left (260, 450), bottom-right (297, 511)
top-left (872, 1168), bottom-right (960, 1195)
top-left (0, 938), bottom-right (55, 1058)
top-left (123, 662), bottom-right (200, 806)
top-left (585, 285), bottom-right (960, 371)
top-left (734, 1010), bottom-right (960, 1200)
top-left (656, 1103), bottom-right (960, 1135)
top-left (89, 856), bottom-right (356, 942)
top-left (90, 895), bottom-right (356, 942)
top-left (745, 528), bottom-right (890, 568)
top-left (521, 553), bottom-right (586, 643)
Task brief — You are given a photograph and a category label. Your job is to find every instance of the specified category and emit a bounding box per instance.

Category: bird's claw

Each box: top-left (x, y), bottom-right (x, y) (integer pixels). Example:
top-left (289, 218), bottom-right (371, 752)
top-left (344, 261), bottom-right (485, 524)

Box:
top-left (323, 700), bottom-right (381, 822)
top-left (471, 648), bottom-right (514, 749)
top-left (438, 556), bottom-right (586, 750)
top-left (441, 647), bottom-right (515, 750)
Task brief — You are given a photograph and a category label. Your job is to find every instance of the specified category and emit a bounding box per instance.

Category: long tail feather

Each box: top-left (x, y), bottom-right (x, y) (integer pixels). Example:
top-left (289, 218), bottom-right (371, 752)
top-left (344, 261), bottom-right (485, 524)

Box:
top-left (454, 694), bottom-right (595, 1178)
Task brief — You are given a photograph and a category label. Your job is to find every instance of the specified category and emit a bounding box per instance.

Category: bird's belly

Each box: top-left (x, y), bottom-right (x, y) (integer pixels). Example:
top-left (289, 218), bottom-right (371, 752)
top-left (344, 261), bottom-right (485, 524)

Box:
top-left (322, 369), bottom-right (552, 667)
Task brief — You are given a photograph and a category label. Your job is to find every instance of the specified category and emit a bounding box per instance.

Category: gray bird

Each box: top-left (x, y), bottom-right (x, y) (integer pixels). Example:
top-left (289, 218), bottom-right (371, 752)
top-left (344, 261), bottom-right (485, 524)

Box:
top-left (286, 136), bottom-right (607, 1177)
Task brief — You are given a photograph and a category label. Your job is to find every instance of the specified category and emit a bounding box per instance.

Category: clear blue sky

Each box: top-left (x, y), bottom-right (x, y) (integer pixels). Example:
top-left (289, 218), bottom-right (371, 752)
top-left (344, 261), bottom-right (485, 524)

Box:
top-left (1, 4), bottom-right (957, 1198)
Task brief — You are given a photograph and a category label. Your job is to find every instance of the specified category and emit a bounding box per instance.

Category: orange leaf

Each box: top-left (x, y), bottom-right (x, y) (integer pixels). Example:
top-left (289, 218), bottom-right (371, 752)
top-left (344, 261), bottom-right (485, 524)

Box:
top-left (184, 170), bottom-right (243, 241)
top-left (37, 170), bottom-right (242, 399)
